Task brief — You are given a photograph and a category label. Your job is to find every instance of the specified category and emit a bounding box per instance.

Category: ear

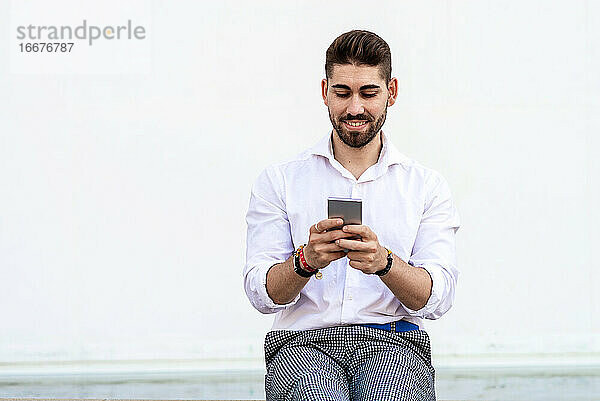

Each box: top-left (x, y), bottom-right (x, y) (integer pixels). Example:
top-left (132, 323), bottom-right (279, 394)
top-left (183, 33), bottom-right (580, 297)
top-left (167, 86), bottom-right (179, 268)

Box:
top-left (387, 77), bottom-right (399, 107)
top-left (321, 79), bottom-right (328, 106)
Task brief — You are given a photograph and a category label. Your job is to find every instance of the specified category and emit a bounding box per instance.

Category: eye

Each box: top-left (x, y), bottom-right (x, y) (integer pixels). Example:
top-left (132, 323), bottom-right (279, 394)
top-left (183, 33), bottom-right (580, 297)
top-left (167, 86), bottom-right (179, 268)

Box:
top-left (362, 93), bottom-right (377, 98)
top-left (335, 92), bottom-right (350, 98)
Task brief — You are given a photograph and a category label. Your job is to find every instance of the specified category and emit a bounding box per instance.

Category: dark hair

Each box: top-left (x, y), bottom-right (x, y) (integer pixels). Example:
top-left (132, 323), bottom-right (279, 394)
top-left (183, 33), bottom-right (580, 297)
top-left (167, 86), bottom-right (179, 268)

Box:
top-left (325, 30), bottom-right (392, 83)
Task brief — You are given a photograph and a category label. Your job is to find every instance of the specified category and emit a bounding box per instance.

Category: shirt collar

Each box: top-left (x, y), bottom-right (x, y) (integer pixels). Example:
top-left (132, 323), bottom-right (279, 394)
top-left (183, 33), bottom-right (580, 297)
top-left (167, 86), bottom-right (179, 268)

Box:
top-left (309, 131), bottom-right (412, 169)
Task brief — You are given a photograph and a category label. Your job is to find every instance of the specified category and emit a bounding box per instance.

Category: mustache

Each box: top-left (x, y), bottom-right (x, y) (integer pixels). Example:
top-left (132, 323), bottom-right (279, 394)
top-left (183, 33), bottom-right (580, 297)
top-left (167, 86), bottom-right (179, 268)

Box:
top-left (340, 114), bottom-right (373, 122)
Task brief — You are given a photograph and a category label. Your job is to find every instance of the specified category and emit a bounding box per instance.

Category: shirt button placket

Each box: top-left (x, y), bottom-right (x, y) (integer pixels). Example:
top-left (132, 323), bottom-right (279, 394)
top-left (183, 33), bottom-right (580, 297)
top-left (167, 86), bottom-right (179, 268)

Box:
top-left (340, 180), bottom-right (360, 324)
top-left (351, 182), bottom-right (359, 199)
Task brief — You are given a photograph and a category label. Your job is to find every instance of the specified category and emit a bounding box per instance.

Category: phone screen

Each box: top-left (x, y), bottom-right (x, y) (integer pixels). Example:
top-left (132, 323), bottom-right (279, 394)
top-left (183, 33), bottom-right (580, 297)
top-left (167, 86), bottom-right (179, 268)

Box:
top-left (327, 197), bottom-right (362, 232)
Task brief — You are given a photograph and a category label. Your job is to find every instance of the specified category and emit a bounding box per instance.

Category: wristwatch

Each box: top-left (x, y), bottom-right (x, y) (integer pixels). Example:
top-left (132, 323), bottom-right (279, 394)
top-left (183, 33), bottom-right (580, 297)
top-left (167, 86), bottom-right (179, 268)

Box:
top-left (374, 247), bottom-right (393, 276)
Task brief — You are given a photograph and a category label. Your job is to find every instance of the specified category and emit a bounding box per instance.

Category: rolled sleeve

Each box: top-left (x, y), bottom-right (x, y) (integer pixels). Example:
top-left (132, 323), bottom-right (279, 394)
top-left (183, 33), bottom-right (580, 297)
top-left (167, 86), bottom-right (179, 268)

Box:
top-left (245, 262), bottom-right (301, 314)
top-left (404, 172), bottom-right (461, 319)
top-left (243, 166), bottom-right (300, 314)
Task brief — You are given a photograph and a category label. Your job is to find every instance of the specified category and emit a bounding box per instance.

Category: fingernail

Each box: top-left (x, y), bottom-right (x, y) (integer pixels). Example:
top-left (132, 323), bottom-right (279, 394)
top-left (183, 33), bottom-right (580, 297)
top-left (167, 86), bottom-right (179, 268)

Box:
top-left (336, 240), bottom-right (339, 245)
top-left (343, 226), bottom-right (348, 231)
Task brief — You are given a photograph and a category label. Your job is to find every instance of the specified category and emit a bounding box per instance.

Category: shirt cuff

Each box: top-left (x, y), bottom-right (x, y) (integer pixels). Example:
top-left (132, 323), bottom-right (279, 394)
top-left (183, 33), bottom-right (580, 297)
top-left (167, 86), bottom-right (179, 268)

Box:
top-left (257, 261), bottom-right (301, 311)
top-left (401, 264), bottom-right (443, 317)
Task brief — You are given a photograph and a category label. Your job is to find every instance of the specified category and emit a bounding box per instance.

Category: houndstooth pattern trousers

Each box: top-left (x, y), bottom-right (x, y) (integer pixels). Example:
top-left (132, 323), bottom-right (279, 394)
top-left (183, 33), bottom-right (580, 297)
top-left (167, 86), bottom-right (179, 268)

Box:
top-left (264, 325), bottom-right (436, 401)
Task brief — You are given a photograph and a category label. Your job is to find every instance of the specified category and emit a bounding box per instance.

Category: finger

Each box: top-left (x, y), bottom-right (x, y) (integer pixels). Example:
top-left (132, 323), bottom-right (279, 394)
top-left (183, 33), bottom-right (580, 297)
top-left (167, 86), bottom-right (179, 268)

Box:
top-left (336, 238), bottom-right (376, 252)
top-left (342, 224), bottom-right (376, 240)
top-left (317, 242), bottom-right (350, 253)
top-left (348, 260), bottom-right (366, 270)
top-left (320, 229), bottom-right (362, 243)
top-left (345, 250), bottom-right (370, 262)
top-left (311, 218), bottom-right (344, 233)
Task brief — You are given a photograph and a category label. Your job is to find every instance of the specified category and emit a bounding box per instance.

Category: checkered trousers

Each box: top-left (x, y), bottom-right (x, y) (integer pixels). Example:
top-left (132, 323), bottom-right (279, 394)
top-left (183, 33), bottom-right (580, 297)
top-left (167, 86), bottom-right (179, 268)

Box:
top-left (264, 325), bottom-right (436, 401)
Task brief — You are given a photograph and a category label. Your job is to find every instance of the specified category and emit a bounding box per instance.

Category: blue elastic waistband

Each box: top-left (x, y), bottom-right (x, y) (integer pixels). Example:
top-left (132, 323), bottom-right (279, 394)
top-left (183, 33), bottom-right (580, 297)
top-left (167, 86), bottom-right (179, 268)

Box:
top-left (359, 320), bottom-right (419, 333)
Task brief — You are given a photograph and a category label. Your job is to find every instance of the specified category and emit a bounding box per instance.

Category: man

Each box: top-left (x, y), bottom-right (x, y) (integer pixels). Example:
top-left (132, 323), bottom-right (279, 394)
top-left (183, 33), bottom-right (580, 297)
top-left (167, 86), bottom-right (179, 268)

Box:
top-left (244, 30), bottom-right (460, 401)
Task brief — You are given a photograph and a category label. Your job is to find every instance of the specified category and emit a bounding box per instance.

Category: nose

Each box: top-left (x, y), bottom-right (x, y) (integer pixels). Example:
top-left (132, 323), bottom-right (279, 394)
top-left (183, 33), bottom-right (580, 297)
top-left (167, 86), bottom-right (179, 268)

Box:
top-left (346, 94), bottom-right (365, 117)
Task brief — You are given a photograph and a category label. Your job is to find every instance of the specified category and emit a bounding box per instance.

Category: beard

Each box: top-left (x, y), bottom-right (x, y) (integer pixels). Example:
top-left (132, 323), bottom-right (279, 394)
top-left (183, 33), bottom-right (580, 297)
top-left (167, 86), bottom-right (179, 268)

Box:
top-left (329, 104), bottom-right (388, 149)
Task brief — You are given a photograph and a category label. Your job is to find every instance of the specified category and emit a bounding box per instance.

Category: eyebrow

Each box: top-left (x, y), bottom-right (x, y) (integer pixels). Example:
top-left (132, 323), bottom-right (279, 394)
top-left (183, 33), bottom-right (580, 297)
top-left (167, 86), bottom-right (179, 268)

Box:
top-left (331, 84), bottom-right (381, 91)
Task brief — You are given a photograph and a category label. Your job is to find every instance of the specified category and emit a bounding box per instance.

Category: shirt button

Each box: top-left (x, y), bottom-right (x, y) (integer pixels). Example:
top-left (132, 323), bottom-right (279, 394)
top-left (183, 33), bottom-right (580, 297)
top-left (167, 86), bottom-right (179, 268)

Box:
top-left (348, 294), bottom-right (353, 300)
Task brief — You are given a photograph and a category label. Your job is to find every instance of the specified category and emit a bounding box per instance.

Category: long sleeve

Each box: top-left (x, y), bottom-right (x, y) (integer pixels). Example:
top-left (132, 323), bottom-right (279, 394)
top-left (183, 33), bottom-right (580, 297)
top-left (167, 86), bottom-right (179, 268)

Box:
top-left (403, 172), bottom-right (461, 319)
top-left (243, 166), bottom-right (300, 314)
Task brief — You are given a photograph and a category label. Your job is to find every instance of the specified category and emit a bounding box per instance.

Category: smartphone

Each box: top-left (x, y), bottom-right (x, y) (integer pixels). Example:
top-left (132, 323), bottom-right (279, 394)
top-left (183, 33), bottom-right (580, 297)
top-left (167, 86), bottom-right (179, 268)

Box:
top-left (327, 197), bottom-right (362, 240)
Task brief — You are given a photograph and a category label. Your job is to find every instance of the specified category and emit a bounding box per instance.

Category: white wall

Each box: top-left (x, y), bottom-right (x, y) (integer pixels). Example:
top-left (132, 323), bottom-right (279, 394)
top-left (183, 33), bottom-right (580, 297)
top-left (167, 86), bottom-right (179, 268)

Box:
top-left (1, 0), bottom-right (598, 369)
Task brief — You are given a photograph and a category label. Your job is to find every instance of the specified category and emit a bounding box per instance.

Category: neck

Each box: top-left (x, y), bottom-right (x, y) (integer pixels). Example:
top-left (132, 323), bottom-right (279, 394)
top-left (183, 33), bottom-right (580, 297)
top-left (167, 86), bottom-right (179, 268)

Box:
top-left (331, 131), bottom-right (383, 180)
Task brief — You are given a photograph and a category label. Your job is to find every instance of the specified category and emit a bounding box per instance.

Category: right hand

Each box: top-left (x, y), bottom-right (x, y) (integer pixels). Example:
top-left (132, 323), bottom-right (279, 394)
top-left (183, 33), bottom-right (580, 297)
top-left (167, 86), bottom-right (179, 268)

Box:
top-left (303, 218), bottom-right (357, 269)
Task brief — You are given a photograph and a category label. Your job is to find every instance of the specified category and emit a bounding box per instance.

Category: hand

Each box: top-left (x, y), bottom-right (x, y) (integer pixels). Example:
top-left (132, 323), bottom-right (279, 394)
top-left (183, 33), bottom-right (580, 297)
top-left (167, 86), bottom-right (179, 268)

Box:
top-left (336, 225), bottom-right (389, 274)
top-left (303, 219), bottom-right (358, 269)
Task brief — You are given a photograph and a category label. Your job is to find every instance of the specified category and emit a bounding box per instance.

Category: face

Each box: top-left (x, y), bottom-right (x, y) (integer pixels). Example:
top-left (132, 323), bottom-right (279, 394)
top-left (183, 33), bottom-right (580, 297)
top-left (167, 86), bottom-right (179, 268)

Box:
top-left (322, 64), bottom-right (398, 148)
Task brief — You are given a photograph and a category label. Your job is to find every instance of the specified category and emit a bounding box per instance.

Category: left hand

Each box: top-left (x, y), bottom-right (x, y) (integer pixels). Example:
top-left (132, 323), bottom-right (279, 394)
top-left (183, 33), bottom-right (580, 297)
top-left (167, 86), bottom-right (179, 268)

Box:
top-left (336, 225), bottom-right (389, 275)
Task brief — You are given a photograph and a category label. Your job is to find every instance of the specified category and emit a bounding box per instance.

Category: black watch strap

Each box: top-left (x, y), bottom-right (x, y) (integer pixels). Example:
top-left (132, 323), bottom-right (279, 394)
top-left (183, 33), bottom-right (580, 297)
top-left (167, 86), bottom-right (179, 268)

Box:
top-left (374, 247), bottom-right (393, 276)
top-left (293, 251), bottom-right (315, 277)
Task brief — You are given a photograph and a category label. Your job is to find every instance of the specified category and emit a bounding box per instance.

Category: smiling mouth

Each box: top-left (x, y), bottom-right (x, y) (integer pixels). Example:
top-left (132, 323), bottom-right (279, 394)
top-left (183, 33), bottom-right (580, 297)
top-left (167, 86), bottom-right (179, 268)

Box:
top-left (343, 120), bottom-right (368, 129)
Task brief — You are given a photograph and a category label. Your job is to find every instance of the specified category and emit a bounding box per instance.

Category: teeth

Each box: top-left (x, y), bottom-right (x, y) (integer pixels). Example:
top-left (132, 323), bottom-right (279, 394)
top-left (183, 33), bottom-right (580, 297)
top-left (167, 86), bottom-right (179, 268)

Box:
top-left (346, 121), bottom-right (366, 127)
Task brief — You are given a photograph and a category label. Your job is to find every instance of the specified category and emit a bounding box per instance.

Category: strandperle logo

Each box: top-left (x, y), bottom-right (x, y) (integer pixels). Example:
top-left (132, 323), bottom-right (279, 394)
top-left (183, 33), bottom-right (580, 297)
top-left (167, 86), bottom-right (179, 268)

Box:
top-left (16, 20), bottom-right (146, 46)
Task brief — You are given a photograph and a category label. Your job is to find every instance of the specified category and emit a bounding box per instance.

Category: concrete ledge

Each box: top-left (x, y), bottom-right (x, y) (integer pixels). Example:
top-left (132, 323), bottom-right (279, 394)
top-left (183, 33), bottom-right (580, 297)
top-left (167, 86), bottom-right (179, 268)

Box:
top-left (0, 397), bottom-right (567, 401)
top-left (2, 353), bottom-right (599, 377)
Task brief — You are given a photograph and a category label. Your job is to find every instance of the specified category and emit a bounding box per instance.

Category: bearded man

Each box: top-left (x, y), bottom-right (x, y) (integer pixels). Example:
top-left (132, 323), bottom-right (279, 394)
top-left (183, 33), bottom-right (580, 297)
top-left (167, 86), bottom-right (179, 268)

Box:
top-left (244, 30), bottom-right (460, 401)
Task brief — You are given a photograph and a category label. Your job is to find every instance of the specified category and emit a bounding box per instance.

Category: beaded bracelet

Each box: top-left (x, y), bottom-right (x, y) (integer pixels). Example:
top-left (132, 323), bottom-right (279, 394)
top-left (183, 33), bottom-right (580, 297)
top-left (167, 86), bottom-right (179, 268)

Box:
top-left (293, 249), bottom-right (314, 278)
top-left (297, 245), bottom-right (317, 273)
top-left (374, 247), bottom-right (393, 276)
top-left (293, 244), bottom-right (324, 279)
top-left (293, 245), bottom-right (317, 278)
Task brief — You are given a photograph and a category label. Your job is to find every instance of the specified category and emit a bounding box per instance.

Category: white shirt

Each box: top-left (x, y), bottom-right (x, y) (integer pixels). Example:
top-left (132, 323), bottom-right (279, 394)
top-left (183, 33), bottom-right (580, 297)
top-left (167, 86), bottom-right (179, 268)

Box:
top-left (243, 132), bottom-right (460, 331)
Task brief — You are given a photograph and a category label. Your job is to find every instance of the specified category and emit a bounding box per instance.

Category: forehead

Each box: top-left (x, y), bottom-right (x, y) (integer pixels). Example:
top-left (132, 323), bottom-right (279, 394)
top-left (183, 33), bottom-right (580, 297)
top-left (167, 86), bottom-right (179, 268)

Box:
top-left (329, 64), bottom-right (386, 88)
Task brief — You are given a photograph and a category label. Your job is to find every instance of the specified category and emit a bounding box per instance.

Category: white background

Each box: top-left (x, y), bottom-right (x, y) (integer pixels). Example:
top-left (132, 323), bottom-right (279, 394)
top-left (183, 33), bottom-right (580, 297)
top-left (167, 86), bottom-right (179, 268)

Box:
top-left (1, 0), bottom-right (598, 370)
